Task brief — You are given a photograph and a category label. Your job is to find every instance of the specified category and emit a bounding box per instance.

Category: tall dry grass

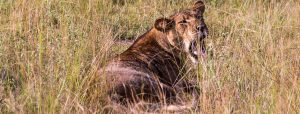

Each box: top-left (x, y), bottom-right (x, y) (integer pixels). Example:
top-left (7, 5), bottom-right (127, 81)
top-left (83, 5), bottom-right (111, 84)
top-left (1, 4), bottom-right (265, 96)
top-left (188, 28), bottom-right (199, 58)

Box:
top-left (0, 0), bottom-right (299, 113)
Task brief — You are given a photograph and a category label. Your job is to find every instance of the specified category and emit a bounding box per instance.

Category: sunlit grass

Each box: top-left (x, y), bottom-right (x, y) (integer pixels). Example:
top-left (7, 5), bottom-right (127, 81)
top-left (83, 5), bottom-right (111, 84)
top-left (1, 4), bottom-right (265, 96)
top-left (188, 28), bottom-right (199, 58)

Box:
top-left (0, 0), bottom-right (299, 113)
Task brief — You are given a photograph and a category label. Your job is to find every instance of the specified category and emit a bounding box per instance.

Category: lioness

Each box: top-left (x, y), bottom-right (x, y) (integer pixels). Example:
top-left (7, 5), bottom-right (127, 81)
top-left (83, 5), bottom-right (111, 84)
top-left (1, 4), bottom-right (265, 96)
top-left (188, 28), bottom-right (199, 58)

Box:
top-left (100, 0), bottom-right (208, 107)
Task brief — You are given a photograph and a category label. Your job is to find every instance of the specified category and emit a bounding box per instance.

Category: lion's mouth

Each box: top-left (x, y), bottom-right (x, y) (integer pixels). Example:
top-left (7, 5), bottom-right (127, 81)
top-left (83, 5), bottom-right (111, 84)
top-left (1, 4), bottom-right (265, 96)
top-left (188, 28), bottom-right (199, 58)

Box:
top-left (189, 40), bottom-right (206, 62)
top-left (189, 27), bottom-right (208, 63)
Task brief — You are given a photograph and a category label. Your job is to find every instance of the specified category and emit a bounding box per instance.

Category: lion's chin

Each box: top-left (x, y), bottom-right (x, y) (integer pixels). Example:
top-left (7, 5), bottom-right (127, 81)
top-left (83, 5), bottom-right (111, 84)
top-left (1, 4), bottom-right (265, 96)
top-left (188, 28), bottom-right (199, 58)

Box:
top-left (189, 40), bottom-right (206, 64)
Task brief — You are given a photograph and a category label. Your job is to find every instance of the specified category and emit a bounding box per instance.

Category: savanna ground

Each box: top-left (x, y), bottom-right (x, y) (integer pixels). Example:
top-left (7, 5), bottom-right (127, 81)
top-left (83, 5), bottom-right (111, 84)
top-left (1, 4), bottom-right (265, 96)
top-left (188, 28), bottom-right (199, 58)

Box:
top-left (0, 0), bottom-right (300, 113)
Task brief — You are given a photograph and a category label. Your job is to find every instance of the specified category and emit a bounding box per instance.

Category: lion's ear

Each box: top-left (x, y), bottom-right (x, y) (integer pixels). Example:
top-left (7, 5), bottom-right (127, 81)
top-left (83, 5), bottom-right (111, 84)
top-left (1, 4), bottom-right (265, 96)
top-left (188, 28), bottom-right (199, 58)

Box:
top-left (193, 0), bottom-right (205, 14)
top-left (154, 18), bottom-right (175, 32)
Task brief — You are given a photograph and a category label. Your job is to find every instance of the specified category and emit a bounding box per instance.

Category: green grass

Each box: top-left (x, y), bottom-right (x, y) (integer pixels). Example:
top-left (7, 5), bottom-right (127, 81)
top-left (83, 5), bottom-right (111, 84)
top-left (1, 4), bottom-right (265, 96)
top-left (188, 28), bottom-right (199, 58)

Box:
top-left (1, 0), bottom-right (300, 113)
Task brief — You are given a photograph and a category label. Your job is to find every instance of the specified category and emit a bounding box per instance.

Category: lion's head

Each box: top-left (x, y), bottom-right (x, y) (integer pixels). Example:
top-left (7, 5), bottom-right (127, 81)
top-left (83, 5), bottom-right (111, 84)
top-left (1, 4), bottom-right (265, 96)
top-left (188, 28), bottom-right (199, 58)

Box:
top-left (154, 1), bottom-right (208, 64)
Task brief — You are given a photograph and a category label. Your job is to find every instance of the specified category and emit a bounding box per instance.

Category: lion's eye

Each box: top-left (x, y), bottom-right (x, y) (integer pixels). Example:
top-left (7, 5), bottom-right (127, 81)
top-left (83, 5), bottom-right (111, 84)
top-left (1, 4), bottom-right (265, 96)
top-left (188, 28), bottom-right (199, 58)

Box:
top-left (178, 20), bottom-right (188, 24)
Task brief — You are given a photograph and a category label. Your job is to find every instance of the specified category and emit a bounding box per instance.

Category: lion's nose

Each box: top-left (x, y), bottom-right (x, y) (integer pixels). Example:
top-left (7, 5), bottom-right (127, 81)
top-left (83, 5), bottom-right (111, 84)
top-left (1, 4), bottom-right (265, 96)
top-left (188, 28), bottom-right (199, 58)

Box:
top-left (196, 24), bottom-right (208, 37)
top-left (197, 24), bottom-right (207, 32)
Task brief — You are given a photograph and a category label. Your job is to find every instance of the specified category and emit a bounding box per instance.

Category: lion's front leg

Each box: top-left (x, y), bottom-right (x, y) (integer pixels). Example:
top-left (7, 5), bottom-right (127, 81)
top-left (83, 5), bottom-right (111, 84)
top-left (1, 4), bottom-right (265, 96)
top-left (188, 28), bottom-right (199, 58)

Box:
top-left (174, 80), bottom-right (200, 108)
